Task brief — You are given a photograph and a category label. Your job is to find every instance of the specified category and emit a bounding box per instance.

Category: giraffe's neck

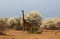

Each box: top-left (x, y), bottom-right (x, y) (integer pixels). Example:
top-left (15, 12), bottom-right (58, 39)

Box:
top-left (22, 10), bottom-right (26, 23)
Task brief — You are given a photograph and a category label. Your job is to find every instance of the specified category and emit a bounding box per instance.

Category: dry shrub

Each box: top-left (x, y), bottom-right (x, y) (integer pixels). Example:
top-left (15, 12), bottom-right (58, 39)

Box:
top-left (24, 11), bottom-right (42, 33)
top-left (41, 17), bottom-right (60, 30)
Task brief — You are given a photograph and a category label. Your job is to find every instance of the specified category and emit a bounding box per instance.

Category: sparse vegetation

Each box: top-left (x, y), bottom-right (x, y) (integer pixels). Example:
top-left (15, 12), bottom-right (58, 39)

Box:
top-left (0, 11), bottom-right (60, 35)
top-left (0, 11), bottom-right (60, 39)
top-left (41, 17), bottom-right (60, 30)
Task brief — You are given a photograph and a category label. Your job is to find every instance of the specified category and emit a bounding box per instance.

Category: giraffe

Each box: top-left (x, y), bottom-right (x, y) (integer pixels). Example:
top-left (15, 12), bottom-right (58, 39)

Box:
top-left (22, 10), bottom-right (31, 31)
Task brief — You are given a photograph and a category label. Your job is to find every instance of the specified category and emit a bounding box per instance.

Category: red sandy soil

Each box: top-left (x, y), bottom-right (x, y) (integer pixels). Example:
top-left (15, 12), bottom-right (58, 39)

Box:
top-left (0, 30), bottom-right (60, 39)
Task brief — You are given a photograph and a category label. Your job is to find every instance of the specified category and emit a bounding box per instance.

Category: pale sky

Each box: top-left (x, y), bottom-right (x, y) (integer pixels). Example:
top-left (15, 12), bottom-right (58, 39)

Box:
top-left (0, 0), bottom-right (60, 19)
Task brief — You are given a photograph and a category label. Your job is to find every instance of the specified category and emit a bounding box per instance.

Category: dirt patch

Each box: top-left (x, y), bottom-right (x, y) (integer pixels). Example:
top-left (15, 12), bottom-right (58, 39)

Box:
top-left (0, 30), bottom-right (60, 39)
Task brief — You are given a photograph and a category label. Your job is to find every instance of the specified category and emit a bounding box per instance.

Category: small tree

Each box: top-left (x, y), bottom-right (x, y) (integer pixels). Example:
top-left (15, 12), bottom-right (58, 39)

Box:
top-left (6, 17), bottom-right (18, 29)
top-left (42, 17), bottom-right (60, 30)
top-left (15, 18), bottom-right (22, 30)
top-left (0, 18), bottom-right (7, 35)
top-left (25, 11), bottom-right (42, 33)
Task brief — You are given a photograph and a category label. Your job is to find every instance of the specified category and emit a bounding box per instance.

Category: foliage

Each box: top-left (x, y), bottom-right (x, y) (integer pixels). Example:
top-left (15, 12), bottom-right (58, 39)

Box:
top-left (41, 17), bottom-right (60, 30)
top-left (24, 11), bottom-right (42, 33)
top-left (0, 18), bottom-right (7, 35)
top-left (14, 19), bottom-right (22, 30)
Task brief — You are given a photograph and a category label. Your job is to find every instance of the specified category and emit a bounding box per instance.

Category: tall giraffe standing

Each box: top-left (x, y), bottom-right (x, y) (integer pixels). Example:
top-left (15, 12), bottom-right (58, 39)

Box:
top-left (22, 10), bottom-right (30, 31)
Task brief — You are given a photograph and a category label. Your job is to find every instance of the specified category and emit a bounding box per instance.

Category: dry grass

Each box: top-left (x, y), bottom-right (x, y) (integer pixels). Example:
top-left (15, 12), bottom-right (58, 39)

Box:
top-left (0, 30), bottom-right (60, 39)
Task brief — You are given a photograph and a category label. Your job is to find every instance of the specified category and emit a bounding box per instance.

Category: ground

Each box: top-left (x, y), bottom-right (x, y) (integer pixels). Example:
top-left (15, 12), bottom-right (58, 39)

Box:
top-left (0, 30), bottom-right (60, 39)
